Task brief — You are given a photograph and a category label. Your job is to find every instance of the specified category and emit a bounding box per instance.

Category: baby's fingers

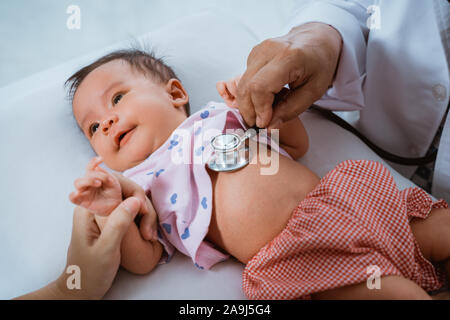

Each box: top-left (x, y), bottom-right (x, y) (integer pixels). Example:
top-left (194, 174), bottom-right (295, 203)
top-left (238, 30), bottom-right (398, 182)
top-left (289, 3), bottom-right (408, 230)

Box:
top-left (74, 175), bottom-right (102, 191)
top-left (86, 156), bottom-right (114, 178)
top-left (216, 81), bottom-right (228, 99)
top-left (76, 169), bottom-right (113, 190)
top-left (69, 190), bottom-right (79, 204)
top-left (216, 81), bottom-right (237, 108)
top-left (69, 189), bottom-right (91, 205)
top-left (86, 156), bottom-right (104, 172)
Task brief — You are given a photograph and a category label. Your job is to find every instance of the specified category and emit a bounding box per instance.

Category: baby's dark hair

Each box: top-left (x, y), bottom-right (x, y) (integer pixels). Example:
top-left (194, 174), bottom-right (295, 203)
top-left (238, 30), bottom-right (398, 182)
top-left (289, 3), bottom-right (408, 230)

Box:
top-left (65, 48), bottom-right (190, 115)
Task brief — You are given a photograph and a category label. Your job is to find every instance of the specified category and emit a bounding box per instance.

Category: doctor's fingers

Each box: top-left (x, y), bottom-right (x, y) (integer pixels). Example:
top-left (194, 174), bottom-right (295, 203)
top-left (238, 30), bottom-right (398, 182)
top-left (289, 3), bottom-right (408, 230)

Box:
top-left (71, 206), bottom-right (100, 246)
top-left (139, 210), bottom-right (158, 241)
top-left (97, 197), bottom-right (140, 251)
top-left (238, 36), bottom-right (304, 127)
top-left (268, 80), bottom-right (320, 129)
top-left (237, 42), bottom-right (284, 126)
top-left (249, 58), bottom-right (308, 128)
top-left (133, 195), bottom-right (158, 240)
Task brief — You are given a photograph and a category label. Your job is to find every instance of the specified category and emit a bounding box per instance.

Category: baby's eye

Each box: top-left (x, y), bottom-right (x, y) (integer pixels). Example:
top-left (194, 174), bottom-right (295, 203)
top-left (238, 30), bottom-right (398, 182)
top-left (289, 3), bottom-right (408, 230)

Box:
top-left (112, 93), bottom-right (123, 105)
top-left (90, 123), bottom-right (99, 135)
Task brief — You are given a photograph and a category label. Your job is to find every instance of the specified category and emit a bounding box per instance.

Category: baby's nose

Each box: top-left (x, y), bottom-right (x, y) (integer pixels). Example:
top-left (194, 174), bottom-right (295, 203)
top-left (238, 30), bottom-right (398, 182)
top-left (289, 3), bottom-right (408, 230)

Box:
top-left (101, 115), bottom-right (118, 135)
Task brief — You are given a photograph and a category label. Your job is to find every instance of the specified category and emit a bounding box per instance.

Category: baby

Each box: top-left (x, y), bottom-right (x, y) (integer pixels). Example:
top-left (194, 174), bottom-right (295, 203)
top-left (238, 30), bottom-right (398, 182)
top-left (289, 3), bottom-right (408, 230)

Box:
top-left (68, 49), bottom-right (450, 300)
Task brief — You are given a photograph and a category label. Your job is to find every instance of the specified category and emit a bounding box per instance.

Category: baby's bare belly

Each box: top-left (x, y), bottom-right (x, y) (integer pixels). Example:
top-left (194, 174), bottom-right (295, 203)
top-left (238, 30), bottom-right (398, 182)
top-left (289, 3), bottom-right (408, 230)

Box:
top-left (206, 152), bottom-right (320, 264)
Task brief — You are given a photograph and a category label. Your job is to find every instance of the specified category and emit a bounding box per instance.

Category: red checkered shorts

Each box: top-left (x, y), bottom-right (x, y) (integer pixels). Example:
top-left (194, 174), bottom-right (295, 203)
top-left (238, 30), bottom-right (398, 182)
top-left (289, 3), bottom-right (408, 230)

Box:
top-left (242, 160), bottom-right (448, 299)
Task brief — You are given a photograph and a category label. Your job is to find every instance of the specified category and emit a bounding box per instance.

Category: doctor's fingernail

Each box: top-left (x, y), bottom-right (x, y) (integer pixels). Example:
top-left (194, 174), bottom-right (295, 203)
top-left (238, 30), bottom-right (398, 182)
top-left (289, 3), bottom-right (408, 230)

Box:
top-left (122, 197), bottom-right (140, 214)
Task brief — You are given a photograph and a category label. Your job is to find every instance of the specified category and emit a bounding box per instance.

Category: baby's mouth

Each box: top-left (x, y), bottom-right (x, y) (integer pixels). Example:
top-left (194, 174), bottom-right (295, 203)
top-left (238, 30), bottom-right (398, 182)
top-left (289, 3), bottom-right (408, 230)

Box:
top-left (115, 127), bottom-right (136, 148)
top-left (119, 132), bottom-right (127, 143)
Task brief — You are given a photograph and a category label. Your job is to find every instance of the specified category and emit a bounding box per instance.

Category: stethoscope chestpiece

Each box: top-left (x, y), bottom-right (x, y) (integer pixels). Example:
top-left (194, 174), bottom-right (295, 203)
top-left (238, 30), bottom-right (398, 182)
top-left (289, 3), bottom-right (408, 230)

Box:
top-left (207, 127), bottom-right (259, 172)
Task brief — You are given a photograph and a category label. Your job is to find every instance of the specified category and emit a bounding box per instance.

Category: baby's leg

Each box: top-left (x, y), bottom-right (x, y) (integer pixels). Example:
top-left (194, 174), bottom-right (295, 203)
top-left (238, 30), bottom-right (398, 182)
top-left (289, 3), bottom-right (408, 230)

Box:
top-left (409, 207), bottom-right (450, 282)
top-left (312, 275), bottom-right (431, 300)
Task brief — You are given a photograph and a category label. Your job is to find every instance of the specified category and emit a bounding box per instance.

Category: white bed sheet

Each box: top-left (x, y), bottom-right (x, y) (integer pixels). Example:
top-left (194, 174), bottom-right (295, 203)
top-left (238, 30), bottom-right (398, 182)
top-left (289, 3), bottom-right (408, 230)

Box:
top-left (0, 9), bottom-right (419, 300)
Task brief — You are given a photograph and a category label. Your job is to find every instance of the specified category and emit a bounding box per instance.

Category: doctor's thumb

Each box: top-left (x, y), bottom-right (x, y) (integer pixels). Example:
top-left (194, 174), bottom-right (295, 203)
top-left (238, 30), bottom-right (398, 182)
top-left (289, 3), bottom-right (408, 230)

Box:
top-left (121, 197), bottom-right (141, 215)
top-left (99, 197), bottom-right (141, 249)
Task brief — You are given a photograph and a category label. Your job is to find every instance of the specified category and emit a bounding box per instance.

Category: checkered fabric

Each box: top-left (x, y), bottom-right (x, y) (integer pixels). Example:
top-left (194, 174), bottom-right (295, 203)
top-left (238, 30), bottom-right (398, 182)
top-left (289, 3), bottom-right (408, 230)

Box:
top-left (242, 160), bottom-right (448, 300)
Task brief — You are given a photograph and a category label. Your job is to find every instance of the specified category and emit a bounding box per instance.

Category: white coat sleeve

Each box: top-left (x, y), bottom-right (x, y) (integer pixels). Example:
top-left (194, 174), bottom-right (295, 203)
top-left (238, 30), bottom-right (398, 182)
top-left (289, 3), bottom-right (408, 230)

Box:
top-left (284, 0), bottom-right (374, 111)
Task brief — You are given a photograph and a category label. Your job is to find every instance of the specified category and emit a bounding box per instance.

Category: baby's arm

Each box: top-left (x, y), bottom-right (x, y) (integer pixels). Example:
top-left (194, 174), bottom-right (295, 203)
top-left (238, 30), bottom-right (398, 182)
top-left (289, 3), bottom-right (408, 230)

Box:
top-left (217, 76), bottom-right (309, 159)
top-left (276, 116), bottom-right (309, 159)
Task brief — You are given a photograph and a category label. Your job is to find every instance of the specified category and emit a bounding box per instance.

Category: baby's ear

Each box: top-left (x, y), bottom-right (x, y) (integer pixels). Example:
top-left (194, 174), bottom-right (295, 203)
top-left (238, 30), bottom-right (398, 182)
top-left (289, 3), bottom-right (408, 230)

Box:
top-left (166, 79), bottom-right (189, 108)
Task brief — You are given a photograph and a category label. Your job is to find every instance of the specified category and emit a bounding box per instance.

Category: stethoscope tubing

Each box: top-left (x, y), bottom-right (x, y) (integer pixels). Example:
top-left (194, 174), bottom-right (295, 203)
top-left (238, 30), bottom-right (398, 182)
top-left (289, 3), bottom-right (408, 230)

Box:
top-left (310, 105), bottom-right (438, 166)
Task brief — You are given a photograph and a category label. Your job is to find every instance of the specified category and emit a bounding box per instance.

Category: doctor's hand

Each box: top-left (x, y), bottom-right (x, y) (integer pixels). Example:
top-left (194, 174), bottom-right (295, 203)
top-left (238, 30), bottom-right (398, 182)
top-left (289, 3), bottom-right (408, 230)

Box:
top-left (236, 22), bottom-right (342, 129)
top-left (14, 197), bottom-right (141, 300)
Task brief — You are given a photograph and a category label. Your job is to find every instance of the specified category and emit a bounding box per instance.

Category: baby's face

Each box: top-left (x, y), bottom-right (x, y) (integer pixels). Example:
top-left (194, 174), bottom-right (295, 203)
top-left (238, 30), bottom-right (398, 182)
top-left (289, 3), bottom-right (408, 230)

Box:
top-left (72, 60), bottom-right (188, 171)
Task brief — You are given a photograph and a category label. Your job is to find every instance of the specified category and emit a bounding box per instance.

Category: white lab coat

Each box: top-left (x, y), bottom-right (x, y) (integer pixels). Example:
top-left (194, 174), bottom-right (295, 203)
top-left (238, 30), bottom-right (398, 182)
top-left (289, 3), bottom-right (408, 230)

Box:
top-left (286, 0), bottom-right (450, 201)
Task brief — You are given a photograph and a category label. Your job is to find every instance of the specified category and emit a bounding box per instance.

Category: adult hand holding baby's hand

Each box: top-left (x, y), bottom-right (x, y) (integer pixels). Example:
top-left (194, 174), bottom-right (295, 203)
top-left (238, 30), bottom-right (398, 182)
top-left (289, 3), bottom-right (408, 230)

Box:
top-left (70, 157), bottom-right (158, 242)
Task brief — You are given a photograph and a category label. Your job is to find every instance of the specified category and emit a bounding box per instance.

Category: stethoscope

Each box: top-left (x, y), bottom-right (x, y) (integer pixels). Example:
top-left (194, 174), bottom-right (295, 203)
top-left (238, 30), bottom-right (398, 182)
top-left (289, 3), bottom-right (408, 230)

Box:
top-left (207, 126), bottom-right (260, 172)
top-left (206, 104), bottom-right (440, 172)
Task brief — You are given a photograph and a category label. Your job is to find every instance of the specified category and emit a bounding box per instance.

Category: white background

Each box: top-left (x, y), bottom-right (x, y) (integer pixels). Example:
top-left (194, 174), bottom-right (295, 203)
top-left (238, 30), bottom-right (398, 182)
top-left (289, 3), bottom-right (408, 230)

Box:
top-left (0, 0), bottom-right (295, 88)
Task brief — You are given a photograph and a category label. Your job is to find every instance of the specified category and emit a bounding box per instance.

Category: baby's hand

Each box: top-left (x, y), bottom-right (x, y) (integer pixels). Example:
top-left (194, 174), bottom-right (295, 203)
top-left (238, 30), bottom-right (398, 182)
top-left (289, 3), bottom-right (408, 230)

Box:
top-left (216, 75), bottom-right (241, 109)
top-left (69, 157), bottom-right (122, 216)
